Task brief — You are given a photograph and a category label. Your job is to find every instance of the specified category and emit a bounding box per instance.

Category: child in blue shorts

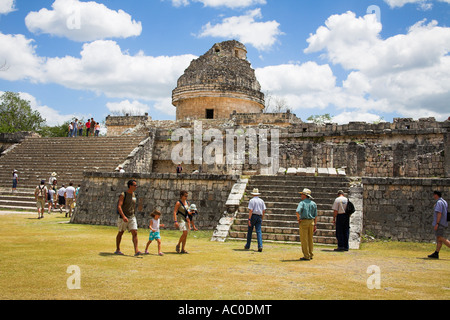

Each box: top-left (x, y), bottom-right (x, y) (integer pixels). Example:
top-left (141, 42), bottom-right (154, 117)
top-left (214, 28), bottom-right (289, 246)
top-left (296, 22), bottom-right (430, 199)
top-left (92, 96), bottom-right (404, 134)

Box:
top-left (145, 210), bottom-right (165, 256)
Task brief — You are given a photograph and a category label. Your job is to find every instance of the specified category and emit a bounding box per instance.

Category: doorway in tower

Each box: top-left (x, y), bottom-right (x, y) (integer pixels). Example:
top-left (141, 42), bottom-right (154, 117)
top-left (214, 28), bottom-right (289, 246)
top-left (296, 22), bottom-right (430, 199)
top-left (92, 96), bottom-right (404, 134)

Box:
top-left (206, 109), bottom-right (214, 119)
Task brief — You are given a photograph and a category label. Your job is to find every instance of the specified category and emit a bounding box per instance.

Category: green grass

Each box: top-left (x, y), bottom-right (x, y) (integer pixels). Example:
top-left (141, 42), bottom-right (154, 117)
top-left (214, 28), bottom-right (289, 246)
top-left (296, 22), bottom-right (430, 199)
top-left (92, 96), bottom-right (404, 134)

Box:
top-left (1, 213), bottom-right (449, 300)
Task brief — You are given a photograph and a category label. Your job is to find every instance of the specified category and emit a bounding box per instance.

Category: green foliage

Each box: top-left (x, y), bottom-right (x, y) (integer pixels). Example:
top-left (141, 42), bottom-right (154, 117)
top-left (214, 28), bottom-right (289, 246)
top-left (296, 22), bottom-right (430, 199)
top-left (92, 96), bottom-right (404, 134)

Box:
top-left (0, 91), bottom-right (46, 133)
top-left (307, 113), bottom-right (333, 125)
top-left (38, 121), bottom-right (72, 137)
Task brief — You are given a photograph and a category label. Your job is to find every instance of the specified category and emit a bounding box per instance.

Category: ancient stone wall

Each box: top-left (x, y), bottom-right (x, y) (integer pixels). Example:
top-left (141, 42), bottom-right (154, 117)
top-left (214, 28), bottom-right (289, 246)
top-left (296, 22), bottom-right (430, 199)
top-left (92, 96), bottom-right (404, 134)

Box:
top-left (362, 177), bottom-right (450, 242)
top-left (105, 114), bottom-right (152, 136)
top-left (72, 172), bottom-right (238, 230)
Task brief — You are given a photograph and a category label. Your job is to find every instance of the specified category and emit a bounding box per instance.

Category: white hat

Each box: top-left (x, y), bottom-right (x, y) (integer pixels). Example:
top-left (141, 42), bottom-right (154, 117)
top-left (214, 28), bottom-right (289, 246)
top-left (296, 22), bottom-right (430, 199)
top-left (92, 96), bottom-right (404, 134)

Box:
top-left (251, 188), bottom-right (261, 196)
top-left (189, 204), bottom-right (197, 211)
top-left (51, 172), bottom-right (57, 176)
top-left (299, 188), bottom-right (314, 199)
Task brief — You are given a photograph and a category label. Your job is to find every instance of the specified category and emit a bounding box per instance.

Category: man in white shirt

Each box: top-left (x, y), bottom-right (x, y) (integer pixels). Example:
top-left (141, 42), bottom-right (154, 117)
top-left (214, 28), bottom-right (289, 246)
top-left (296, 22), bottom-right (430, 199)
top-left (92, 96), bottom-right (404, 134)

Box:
top-left (332, 190), bottom-right (349, 252)
top-left (64, 182), bottom-right (76, 218)
top-left (57, 185), bottom-right (66, 213)
top-left (245, 188), bottom-right (266, 252)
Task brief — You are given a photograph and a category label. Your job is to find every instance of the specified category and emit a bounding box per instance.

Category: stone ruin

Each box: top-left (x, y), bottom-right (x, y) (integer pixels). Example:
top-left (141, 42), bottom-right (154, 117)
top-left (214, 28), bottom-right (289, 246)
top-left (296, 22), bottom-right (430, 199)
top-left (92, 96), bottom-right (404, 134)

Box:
top-left (79, 40), bottom-right (450, 245)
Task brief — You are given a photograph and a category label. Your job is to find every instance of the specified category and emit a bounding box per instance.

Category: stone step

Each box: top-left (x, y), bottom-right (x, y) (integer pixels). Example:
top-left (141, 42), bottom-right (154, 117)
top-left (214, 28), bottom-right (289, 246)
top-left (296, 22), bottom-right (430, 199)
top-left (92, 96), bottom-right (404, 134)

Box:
top-left (232, 216), bottom-right (335, 230)
top-left (228, 231), bottom-right (337, 245)
top-left (231, 224), bottom-right (336, 238)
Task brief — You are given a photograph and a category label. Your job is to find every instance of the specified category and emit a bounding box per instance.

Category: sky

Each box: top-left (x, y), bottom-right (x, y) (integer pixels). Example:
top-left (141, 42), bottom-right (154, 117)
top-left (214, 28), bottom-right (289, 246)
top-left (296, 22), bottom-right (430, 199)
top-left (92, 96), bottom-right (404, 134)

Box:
top-left (0, 0), bottom-right (449, 126)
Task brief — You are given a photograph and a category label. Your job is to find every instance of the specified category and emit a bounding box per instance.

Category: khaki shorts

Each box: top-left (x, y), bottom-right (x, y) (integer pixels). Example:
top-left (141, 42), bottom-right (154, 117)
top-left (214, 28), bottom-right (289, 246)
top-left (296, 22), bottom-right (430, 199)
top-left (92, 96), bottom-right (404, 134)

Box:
top-left (178, 219), bottom-right (188, 232)
top-left (117, 216), bottom-right (138, 232)
top-left (36, 197), bottom-right (45, 209)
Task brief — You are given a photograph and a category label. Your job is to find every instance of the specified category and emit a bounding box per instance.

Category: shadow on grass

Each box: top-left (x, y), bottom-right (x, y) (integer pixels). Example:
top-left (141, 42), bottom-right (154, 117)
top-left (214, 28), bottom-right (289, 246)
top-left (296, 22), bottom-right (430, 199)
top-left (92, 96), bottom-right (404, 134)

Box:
top-left (99, 252), bottom-right (143, 259)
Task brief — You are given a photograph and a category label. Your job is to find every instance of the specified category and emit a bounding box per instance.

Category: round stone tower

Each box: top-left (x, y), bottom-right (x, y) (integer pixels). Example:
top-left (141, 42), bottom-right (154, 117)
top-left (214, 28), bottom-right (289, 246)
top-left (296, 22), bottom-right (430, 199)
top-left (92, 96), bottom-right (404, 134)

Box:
top-left (172, 40), bottom-right (265, 121)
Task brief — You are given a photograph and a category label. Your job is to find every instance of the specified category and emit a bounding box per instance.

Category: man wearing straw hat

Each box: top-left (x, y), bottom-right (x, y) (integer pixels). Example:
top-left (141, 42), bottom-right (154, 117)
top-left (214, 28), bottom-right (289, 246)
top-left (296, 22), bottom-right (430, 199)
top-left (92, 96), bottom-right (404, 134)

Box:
top-left (245, 188), bottom-right (266, 252)
top-left (296, 188), bottom-right (318, 261)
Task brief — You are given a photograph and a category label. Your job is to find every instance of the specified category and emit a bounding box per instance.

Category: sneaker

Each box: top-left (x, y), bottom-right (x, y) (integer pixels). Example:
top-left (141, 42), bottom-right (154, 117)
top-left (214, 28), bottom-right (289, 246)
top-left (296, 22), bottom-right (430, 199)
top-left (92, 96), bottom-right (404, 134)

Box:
top-left (428, 251), bottom-right (439, 259)
top-left (258, 248), bottom-right (263, 252)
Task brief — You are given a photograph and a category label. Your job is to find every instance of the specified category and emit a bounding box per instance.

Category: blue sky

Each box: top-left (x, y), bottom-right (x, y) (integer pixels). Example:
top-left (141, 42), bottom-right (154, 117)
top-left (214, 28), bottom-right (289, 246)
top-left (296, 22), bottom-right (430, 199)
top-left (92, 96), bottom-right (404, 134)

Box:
top-left (0, 0), bottom-right (449, 126)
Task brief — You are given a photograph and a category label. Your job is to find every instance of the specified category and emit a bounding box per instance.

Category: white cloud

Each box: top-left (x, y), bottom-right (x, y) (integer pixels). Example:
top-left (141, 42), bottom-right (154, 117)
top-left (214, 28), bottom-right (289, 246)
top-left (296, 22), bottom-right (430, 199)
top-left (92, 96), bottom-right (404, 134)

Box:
top-left (42, 40), bottom-right (196, 105)
top-left (14, 92), bottom-right (85, 126)
top-left (25, 0), bottom-right (142, 42)
top-left (106, 100), bottom-right (150, 115)
top-left (171, 0), bottom-right (266, 8)
top-left (0, 32), bottom-right (44, 81)
top-left (198, 8), bottom-right (283, 51)
top-left (303, 12), bottom-right (450, 121)
top-left (0, 35), bottom-right (195, 117)
top-left (0, 0), bottom-right (15, 14)
top-left (384, 0), bottom-right (450, 10)
top-left (332, 112), bottom-right (384, 125)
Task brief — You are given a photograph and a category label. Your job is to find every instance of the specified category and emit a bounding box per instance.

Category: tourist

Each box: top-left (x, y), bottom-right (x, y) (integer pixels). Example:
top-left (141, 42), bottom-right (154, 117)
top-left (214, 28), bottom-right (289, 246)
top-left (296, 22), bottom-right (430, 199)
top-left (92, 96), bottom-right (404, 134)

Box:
top-left (176, 163), bottom-right (183, 174)
top-left (85, 119), bottom-right (91, 137)
top-left (73, 119), bottom-right (78, 137)
top-left (78, 121), bottom-right (83, 137)
top-left (94, 122), bottom-right (100, 136)
top-left (47, 186), bottom-right (55, 214)
top-left (90, 118), bottom-right (95, 136)
top-left (64, 182), bottom-right (76, 218)
top-left (428, 191), bottom-right (450, 259)
top-left (57, 184), bottom-right (66, 213)
top-left (145, 209), bottom-right (165, 256)
top-left (173, 190), bottom-right (190, 254)
top-left (115, 166), bottom-right (125, 173)
top-left (115, 180), bottom-right (142, 256)
top-left (332, 190), bottom-right (350, 251)
top-left (34, 180), bottom-right (47, 219)
top-left (76, 184), bottom-right (81, 198)
top-left (48, 172), bottom-right (57, 184)
top-left (12, 169), bottom-right (18, 193)
top-left (51, 178), bottom-right (58, 210)
top-left (188, 204), bottom-right (199, 231)
top-left (245, 188), bottom-right (266, 252)
top-left (68, 122), bottom-right (74, 137)
top-left (296, 188), bottom-right (317, 261)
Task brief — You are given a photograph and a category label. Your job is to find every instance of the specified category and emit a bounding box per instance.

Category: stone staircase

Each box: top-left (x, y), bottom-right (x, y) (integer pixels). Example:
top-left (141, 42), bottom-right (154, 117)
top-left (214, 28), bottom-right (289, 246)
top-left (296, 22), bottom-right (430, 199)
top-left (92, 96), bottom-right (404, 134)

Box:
top-left (0, 135), bottom-right (147, 211)
top-left (228, 175), bottom-right (351, 245)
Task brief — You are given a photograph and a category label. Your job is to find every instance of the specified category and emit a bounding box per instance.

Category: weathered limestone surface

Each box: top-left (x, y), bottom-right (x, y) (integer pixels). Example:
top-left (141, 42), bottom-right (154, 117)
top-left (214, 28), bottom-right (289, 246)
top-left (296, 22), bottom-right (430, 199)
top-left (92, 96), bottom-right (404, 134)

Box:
top-left (173, 40), bottom-right (265, 120)
top-left (72, 172), bottom-right (238, 230)
top-left (362, 177), bottom-right (450, 242)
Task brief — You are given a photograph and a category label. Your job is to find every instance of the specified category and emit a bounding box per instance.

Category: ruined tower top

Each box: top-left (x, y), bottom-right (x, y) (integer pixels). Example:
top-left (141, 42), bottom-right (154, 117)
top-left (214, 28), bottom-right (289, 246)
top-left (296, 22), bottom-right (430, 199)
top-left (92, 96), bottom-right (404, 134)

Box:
top-left (172, 40), bottom-right (265, 121)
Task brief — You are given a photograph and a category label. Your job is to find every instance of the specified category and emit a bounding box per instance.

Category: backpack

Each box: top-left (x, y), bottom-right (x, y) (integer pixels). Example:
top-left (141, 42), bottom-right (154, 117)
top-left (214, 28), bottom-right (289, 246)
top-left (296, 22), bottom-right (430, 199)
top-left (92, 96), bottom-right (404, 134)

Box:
top-left (345, 198), bottom-right (356, 215)
top-left (438, 199), bottom-right (450, 222)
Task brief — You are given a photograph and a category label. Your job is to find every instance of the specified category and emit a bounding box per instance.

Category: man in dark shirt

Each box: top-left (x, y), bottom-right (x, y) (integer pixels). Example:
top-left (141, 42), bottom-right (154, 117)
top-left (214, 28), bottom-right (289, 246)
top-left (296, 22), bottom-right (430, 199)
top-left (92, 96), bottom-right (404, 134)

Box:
top-left (115, 180), bottom-right (142, 256)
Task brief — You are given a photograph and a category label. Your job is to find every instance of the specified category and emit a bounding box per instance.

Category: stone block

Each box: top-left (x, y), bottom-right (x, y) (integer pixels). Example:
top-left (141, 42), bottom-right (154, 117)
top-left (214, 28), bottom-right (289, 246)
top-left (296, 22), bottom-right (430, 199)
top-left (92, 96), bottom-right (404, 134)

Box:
top-left (327, 168), bottom-right (337, 176)
top-left (317, 168), bottom-right (328, 176)
top-left (286, 168), bottom-right (297, 175)
top-left (305, 167), bottom-right (316, 176)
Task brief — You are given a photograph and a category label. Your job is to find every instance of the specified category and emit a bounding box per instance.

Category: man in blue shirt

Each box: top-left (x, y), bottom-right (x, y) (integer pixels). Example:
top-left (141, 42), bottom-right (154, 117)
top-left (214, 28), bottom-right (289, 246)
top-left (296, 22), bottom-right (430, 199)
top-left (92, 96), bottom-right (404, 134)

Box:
top-left (428, 191), bottom-right (450, 259)
top-left (245, 188), bottom-right (266, 252)
top-left (296, 188), bottom-right (317, 261)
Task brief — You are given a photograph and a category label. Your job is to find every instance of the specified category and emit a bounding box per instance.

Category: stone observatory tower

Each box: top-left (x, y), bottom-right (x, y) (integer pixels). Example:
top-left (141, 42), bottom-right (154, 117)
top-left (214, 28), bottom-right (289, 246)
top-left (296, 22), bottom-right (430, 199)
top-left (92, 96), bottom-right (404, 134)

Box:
top-left (172, 40), bottom-right (265, 121)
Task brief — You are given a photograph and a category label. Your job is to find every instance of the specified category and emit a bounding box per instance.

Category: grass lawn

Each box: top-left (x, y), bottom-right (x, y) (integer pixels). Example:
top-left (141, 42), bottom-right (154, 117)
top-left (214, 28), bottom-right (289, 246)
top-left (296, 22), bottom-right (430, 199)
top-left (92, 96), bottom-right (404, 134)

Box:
top-left (0, 213), bottom-right (449, 300)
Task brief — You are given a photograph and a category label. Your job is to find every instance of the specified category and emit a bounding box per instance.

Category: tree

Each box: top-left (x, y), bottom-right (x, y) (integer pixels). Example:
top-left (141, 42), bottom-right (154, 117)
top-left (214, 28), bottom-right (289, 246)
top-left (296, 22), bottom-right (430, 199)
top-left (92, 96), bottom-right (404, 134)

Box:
top-left (307, 114), bottom-right (333, 126)
top-left (38, 121), bottom-right (71, 137)
top-left (0, 92), bottom-right (46, 133)
top-left (263, 91), bottom-right (291, 113)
